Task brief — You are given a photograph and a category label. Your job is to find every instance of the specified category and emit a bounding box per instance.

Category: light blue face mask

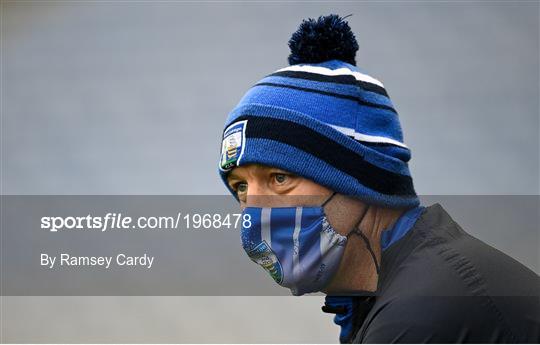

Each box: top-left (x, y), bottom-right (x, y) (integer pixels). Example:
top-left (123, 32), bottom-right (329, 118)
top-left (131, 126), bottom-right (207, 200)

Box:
top-left (240, 192), bottom-right (379, 296)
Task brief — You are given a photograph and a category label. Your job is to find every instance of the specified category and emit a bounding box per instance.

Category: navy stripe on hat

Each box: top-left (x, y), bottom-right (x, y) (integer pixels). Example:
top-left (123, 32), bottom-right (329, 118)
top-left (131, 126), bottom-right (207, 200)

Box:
top-left (254, 82), bottom-right (398, 114)
top-left (269, 70), bottom-right (389, 97)
top-left (235, 114), bottom-right (415, 196)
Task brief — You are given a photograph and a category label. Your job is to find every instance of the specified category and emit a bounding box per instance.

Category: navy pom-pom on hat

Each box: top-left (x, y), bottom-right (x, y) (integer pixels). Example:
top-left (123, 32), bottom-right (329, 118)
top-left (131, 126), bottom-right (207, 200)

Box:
top-left (218, 14), bottom-right (419, 208)
top-left (288, 14), bottom-right (359, 66)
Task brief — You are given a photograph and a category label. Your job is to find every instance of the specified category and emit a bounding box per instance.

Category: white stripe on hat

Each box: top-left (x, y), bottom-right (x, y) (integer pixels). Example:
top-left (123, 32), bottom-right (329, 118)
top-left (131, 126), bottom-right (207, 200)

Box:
top-left (329, 124), bottom-right (409, 149)
top-left (276, 65), bottom-right (385, 88)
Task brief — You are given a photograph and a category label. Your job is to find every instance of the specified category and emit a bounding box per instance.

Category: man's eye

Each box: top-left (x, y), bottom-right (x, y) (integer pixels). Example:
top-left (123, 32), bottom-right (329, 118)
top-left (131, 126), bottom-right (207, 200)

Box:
top-left (236, 182), bottom-right (248, 193)
top-left (274, 173), bottom-right (288, 184)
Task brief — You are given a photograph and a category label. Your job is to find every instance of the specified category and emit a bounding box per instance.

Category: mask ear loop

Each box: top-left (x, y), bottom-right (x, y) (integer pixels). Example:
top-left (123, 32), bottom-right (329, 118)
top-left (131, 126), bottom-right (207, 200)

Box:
top-left (321, 191), bottom-right (338, 208)
top-left (347, 205), bottom-right (381, 275)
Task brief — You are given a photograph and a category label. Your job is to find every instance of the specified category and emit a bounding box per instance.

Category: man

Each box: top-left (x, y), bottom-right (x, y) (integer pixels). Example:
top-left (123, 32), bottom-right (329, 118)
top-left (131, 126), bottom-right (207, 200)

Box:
top-left (218, 14), bottom-right (539, 343)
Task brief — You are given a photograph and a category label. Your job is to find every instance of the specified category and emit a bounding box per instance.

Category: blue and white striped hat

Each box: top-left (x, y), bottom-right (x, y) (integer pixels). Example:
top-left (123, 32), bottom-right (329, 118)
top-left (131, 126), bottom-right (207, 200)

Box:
top-left (219, 14), bottom-right (419, 208)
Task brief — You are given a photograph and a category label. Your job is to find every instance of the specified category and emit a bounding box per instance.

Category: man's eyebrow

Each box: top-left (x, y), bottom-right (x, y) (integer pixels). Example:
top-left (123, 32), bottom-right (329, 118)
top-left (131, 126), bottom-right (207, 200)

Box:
top-left (227, 172), bottom-right (241, 181)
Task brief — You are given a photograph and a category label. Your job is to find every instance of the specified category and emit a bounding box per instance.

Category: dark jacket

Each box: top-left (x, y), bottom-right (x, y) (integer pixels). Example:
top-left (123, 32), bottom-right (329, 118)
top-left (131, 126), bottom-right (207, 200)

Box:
top-left (348, 203), bottom-right (539, 343)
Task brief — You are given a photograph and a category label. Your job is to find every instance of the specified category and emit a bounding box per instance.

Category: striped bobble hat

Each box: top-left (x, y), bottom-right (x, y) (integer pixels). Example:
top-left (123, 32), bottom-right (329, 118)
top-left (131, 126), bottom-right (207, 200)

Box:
top-left (218, 14), bottom-right (419, 208)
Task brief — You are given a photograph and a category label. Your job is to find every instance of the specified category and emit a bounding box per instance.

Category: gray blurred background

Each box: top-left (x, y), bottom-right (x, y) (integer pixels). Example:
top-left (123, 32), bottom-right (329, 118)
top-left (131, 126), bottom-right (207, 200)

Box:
top-left (1, 1), bottom-right (538, 343)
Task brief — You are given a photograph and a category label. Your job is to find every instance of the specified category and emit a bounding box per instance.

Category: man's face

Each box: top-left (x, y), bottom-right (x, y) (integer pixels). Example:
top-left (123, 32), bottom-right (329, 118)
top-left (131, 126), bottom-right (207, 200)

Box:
top-left (226, 163), bottom-right (331, 207)
top-left (228, 163), bottom-right (372, 294)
